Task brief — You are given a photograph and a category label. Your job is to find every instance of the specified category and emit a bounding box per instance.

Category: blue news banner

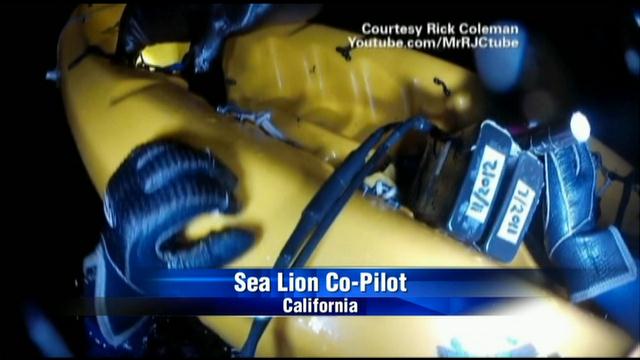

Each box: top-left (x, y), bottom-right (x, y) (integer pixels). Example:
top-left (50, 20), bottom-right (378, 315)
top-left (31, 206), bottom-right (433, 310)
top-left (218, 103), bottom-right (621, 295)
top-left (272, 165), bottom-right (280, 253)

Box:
top-left (103, 269), bottom-right (550, 316)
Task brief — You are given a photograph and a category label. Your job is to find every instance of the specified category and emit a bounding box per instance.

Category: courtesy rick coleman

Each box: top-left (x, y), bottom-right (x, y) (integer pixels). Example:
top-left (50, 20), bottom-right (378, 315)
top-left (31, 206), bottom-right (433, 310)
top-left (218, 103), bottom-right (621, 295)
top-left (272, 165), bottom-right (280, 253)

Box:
top-left (355, 22), bottom-right (521, 49)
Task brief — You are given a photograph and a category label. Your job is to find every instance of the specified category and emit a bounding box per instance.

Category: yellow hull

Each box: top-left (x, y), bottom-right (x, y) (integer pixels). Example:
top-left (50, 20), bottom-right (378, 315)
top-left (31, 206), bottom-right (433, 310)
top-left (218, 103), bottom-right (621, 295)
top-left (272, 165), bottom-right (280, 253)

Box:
top-left (58, 4), bottom-right (637, 356)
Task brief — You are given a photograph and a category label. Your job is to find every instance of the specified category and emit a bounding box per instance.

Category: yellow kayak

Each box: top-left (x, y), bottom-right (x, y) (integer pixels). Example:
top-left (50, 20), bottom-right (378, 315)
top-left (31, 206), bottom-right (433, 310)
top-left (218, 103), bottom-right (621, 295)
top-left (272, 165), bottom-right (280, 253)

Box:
top-left (57, 4), bottom-right (638, 357)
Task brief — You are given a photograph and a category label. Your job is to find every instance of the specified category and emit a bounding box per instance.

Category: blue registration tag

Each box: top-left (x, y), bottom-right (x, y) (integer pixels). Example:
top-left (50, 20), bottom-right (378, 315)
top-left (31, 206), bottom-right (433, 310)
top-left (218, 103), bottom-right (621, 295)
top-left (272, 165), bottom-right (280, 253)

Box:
top-left (483, 151), bottom-right (543, 262)
top-left (447, 120), bottom-right (513, 244)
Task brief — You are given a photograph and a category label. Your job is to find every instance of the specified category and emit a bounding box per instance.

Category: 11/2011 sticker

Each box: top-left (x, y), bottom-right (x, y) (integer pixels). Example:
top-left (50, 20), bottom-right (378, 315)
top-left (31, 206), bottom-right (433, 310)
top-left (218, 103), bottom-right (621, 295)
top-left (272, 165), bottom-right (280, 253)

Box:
top-left (496, 180), bottom-right (536, 244)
